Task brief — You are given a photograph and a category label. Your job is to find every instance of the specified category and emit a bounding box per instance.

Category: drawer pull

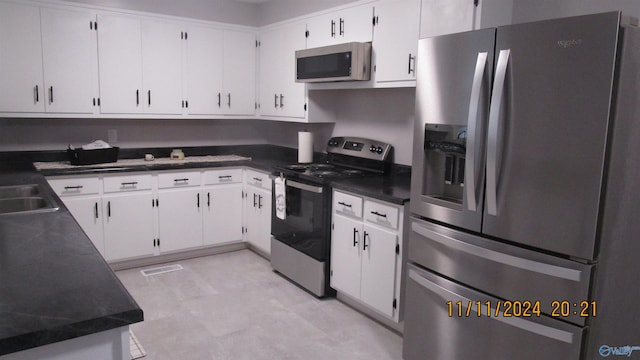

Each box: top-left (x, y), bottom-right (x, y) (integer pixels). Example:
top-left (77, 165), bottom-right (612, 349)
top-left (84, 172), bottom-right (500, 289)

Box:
top-left (64, 185), bottom-right (83, 190)
top-left (371, 211), bottom-right (387, 218)
top-left (338, 201), bottom-right (352, 208)
top-left (174, 178), bottom-right (189, 183)
top-left (218, 175), bottom-right (232, 179)
top-left (121, 181), bottom-right (138, 186)
top-left (252, 177), bottom-right (263, 182)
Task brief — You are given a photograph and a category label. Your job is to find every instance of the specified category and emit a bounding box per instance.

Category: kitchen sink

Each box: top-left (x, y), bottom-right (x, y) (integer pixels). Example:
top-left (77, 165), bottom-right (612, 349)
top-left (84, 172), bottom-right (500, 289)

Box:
top-left (0, 197), bottom-right (59, 215)
top-left (0, 184), bottom-right (40, 199)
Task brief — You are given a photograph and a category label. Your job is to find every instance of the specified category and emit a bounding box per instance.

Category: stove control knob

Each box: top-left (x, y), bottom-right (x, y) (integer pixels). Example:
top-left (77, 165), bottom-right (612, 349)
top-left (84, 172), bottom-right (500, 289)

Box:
top-left (376, 146), bottom-right (383, 154)
top-left (369, 145), bottom-right (376, 153)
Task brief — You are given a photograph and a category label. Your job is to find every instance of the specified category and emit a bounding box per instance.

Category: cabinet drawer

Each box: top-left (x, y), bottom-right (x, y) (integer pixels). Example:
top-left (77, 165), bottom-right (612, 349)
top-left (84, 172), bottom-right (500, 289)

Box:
top-left (333, 191), bottom-right (363, 218)
top-left (157, 171), bottom-right (201, 189)
top-left (364, 200), bottom-right (399, 229)
top-left (245, 169), bottom-right (271, 190)
top-left (48, 177), bottom-right (101, 196)
top-left (203, 168), bottom-right (242, 185)
top-left (104, 174), bottom-right (152, 193)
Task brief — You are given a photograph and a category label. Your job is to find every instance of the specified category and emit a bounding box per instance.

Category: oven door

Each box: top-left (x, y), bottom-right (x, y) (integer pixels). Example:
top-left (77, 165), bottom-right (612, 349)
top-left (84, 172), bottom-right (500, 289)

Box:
top-left (271, 178), bottom-right (328, 261)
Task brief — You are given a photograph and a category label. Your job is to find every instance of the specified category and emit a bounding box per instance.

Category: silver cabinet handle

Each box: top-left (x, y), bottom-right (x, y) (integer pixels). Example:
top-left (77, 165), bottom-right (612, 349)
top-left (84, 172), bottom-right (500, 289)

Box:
top-left (411, 220), bottom-right (582, 282)
top-left (408, 268), bottom-right (577, 344)
top-left (465, 52), bottom-right (488, 212)
top-left (486, 49), bottom-right (510, 216)
top-left (408, 54), bottom-right (415, 75)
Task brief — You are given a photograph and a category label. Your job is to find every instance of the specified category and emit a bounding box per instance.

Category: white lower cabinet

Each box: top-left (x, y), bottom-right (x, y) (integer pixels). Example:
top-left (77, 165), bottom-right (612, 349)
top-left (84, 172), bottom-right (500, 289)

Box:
top-left (103, 192), bottom-right (155, 261)
top-left (243, 169), bottom-right (272, 255)
top-left (48, 166), bottom-right (272, 262)
top-left (63, 196), bottom-right (104, 256)
top-left (203, 168), bottom-right (244, 246)
top-left (330, 189), bottom-right (404, 321)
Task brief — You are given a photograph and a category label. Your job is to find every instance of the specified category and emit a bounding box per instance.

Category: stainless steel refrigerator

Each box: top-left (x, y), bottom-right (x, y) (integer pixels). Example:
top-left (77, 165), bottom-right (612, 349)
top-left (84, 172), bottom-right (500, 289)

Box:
top-left (405, 12), bottom-right (640, 360)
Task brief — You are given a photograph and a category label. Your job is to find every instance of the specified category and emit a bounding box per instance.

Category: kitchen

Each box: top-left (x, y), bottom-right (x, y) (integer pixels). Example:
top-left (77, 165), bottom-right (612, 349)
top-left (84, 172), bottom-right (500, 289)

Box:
top-left (1, 0), bottom-right (640, 359)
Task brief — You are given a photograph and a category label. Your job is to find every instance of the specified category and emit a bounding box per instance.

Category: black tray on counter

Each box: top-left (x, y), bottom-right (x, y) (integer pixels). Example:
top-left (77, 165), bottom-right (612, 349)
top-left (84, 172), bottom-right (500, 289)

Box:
top-left (67, 147), bottom-right (119, 165)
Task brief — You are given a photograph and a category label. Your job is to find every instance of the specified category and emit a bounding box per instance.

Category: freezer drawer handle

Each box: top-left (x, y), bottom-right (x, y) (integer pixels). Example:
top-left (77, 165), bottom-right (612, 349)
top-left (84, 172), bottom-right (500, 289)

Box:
top-left (486, 49), bottom-right (510, 216)
top-left (465, 52), bottom-right (488, 212)
top-left (408, 269), bottom-right (576, 344)
top-left (412, 221), bottom-right (582, 282)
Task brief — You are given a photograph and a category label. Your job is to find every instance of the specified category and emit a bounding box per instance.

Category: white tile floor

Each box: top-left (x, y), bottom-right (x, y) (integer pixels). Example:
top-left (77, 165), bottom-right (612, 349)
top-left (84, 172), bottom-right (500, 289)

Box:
top-left (116, 250), bottom-right (403, 360)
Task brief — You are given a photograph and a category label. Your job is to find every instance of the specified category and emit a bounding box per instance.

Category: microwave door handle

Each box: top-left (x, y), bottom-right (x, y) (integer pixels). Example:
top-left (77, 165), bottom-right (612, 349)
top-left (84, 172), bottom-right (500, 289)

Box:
top-left (465, 52), bottom-right (488, 212)
top-left (486, 49), bottom-right (510, 216)
top-left (408, 269), bottom-right (577, 344)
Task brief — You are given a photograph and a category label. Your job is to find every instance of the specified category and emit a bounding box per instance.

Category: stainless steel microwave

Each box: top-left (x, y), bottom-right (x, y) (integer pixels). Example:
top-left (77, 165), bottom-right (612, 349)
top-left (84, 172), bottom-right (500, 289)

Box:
top-left (295, 42), bottom-right (372, 82)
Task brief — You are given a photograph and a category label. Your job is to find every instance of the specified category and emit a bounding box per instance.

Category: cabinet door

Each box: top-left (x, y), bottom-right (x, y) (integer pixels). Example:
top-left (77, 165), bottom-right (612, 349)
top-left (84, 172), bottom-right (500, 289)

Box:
top-left (41, 7), bottom-right (99, 114)
top-left (244, 187), bottom-right (271, 254)
top-left (360, 224), bottom-right (398, 318)
top-left (141, 19), bottom-right (183, 114)
top-left (185, 24), bottom-right (223, 115)
top-left (420, 0), bottom-right (475, 38)
top-left (337, 5), bottom-right (374, 43)
top-left (223, 30), bottom-right (256, 116)
top-left (158, 189), bottom-right (203, 252)
top-left (305, 12), bottom-right (336, 48)
top-left (280, 22), bottom-right (307, 118)
top-left (103, 193), bottom-right (154, 261)
top-left (330, 214), bottom-right (362, 298)
top-left (203, 184), bottom-right (243, 245)
top-left (64, 196), bottom-right (105, 257)
top-left (97, 14), bottom-right (143, 114)
top-left (0, 2), bottom-right (44, 112)
top-left (373, 0), bottom-right (420, 83)
top-left (258, 26), bottom-right (283, 117)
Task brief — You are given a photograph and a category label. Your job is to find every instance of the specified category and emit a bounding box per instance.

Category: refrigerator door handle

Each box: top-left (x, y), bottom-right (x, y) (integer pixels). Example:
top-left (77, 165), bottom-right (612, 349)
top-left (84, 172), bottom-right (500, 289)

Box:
top-left (411, 220), bottom-right (582, 282)
top-left (408, 269), bottom-right (577, 344)
top-left (465, 52), bottom-right (488, 212)
top-left (486, 49), bottom-right (510, 216)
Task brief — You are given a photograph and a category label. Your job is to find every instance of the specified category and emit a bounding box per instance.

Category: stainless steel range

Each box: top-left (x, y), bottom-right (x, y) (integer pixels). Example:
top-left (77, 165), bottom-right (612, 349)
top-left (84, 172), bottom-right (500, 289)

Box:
top-left (270, 136), bottom-right (392, 297)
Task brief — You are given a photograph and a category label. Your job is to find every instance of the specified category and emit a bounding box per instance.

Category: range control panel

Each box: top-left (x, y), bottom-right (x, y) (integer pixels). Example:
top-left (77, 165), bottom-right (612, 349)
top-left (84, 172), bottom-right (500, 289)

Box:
top-left (327, 137), bottom-right (392, 161)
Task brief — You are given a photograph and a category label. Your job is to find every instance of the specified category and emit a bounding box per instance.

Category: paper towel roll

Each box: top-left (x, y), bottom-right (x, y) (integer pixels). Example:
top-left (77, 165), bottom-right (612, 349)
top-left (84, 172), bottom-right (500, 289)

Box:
top-left (298, 131), bottom-right (313, 163)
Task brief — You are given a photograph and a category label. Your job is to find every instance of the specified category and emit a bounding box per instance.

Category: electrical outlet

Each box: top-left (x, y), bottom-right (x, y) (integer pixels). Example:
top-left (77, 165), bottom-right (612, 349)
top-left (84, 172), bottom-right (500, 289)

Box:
top-left (107, 129), bottom-right (118, 143)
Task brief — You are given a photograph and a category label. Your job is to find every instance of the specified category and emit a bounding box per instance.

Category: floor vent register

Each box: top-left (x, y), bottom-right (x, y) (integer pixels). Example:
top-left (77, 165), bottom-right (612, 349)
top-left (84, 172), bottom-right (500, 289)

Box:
top-left (140, 264), bottom-right (184, 277)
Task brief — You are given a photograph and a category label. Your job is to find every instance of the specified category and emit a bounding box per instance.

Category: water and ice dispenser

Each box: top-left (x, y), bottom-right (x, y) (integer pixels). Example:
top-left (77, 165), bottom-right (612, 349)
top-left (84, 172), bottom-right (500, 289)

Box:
top-left (421, 124), bottom-right (467, 206)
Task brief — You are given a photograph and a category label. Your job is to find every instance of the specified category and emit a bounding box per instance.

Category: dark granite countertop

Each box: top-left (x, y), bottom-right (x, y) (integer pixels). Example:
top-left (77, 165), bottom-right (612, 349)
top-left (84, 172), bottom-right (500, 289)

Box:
top-left (330, 171), bottom-right (411, 205)
top-left (0, 161), bottom-right (143, 356)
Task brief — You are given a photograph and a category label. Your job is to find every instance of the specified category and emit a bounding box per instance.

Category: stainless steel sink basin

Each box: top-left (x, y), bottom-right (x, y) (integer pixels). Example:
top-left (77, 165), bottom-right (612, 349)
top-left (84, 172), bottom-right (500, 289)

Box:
top-left (0, 184), bottom-right (40, 199)
top-left (0, 197), bottom-right (59, 215)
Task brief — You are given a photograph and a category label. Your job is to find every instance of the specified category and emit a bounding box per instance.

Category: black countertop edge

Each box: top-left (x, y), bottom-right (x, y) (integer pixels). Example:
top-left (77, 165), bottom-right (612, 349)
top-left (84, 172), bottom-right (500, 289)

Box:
top-left (1, 309), bottom-right (143, 356)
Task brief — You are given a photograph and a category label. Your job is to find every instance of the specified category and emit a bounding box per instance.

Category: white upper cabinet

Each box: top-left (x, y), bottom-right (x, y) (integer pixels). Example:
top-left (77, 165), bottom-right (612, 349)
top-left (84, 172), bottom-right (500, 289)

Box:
top-left (0, 3), bottom-right (98, 114)
top-left (185, 24), bottom-right (224, 115)
top-left (223, 30), bottom-right (256, 116)
top-left (372, 0), bottom-right (421, 84)
top-left (305, 3), bottom-right (374, 48)
top-left (258, 22), bottom-right (307, 119)
top-left (97, 14), bottom-right (144, 114)
top-left (97, 15), bottom-right (183, 115)
top-left (41, 7), bottom-right (99, 114)
top-left (140, 19), bottom-right (183, 114)
top-left (420, 0), bottom-right (513, 39)
top-left (0, 2), bottom-right (44, 113)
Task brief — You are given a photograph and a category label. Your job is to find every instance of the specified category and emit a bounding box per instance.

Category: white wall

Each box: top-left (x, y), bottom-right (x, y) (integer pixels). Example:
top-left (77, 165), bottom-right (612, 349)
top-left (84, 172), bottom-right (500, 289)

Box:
top-left (512, 0), bottom-right (640, 23)
top-left (65, 0), bottom-right (260, 26)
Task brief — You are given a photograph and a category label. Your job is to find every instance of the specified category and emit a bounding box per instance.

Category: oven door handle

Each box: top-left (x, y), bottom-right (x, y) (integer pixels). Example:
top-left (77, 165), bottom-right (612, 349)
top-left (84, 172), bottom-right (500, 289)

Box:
top-left (287, 180), bottom-right (323, 193)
